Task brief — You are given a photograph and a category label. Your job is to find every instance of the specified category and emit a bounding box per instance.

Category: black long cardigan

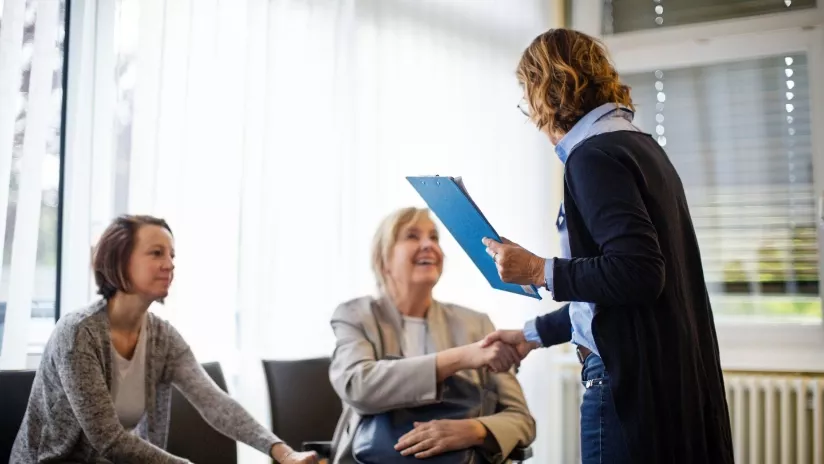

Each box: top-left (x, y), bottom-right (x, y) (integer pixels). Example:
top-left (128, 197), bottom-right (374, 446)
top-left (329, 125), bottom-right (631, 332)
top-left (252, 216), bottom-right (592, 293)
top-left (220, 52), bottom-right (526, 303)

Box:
top-left (534, 130), bottom-right (735, 464)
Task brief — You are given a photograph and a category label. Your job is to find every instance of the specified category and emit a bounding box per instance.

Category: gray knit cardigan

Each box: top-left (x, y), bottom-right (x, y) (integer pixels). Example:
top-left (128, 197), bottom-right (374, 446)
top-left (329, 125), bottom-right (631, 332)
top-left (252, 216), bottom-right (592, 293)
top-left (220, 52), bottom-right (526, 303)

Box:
top-left (10, 300), bottom-right (280, 463)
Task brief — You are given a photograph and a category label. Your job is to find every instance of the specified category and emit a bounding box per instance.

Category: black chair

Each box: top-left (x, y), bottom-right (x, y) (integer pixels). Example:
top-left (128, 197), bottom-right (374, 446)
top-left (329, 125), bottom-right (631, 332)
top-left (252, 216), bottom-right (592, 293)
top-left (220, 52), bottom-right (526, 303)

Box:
top-left (167, 362), bottom-right (238, 464)
top-left (0, 369), bottom-right (36, 463)
top-left (262, 358), bottom-right (342, 458)
top-left (0, 364), bottom-right (243, 464)
top-left (262, 357), bottom-right (533, 462)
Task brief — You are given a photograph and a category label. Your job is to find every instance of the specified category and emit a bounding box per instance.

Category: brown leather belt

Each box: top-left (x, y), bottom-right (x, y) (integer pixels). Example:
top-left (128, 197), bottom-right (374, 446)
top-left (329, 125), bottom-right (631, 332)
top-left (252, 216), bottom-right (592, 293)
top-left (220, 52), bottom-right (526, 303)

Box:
top-left (576, 345), bottom-right (593, 364)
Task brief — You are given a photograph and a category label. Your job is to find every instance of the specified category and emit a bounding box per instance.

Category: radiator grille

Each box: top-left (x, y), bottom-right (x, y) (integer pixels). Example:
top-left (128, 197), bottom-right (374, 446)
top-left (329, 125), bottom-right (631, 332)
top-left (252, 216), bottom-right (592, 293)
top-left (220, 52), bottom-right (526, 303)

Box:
top-left (553, 368), bottom-right (824, 464)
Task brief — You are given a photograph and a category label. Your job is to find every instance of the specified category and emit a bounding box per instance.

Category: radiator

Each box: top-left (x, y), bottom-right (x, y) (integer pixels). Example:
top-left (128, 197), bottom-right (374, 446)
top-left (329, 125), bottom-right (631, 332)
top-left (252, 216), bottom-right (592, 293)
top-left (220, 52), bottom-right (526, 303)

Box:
top-left (726, 374), bottom-right (824, 464)
top-left (552, 367), bottom-right (824, 464)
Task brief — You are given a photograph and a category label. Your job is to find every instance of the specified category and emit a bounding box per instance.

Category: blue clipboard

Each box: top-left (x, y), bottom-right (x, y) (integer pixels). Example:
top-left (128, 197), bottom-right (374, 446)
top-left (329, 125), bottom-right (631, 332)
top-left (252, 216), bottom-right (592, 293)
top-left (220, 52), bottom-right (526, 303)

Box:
top-left (406, 175), bottom-right (542, 300)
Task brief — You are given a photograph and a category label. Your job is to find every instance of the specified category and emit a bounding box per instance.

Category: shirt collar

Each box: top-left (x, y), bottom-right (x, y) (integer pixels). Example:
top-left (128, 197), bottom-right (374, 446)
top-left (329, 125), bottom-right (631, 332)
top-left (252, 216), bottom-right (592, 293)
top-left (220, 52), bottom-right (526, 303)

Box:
top-left (555, 102), bottom-right (630, 163)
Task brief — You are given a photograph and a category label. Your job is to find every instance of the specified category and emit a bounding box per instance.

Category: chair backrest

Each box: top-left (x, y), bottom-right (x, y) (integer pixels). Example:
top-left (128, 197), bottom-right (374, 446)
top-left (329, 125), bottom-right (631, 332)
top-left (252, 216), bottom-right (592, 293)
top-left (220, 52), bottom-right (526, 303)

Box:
top-left (0, 364), bottom-right (239, 464)
top-left (167, 362), bottom-right (237, 464)
top-left (0, 369), bottom-right (36, 463)
top-left (262, 358), bottom-right (342, 451)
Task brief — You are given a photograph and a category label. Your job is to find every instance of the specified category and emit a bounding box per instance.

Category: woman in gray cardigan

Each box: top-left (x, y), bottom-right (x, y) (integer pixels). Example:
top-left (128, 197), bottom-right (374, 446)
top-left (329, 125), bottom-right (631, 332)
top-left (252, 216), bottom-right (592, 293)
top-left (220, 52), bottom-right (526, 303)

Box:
top-left (11, 215), bottom-right (317, 464)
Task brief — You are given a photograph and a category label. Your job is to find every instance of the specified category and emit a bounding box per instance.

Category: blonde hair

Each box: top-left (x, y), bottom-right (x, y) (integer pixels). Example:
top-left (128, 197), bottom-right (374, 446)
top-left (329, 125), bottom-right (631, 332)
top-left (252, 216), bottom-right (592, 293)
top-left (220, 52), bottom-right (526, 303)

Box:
top-left (370, 207), bottom-right (436, 292)
top-left (517, 28), bottom-right (633, 135)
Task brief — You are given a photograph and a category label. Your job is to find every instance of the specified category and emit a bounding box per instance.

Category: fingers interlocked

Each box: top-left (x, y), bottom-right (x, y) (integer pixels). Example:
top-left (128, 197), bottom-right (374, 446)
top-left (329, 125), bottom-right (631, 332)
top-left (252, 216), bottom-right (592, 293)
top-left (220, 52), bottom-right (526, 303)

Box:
top-left (480, 329), bottom-right (538, 372)
top-left (484, 341), bottom-right (522, 372)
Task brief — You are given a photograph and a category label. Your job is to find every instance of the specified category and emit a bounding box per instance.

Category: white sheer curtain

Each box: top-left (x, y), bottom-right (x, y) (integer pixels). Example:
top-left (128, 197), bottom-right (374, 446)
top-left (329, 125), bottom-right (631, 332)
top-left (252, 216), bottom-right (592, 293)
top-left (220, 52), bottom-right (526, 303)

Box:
top-left (62, 0), bottom-right (560, 461)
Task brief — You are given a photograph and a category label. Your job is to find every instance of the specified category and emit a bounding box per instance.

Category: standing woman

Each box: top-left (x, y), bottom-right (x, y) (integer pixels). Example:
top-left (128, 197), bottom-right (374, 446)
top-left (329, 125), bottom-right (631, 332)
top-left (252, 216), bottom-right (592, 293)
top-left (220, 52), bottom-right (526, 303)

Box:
top-left (11, 215), bottom-right (317, 464)
top-left (481, 29), bottom-right (734, 464)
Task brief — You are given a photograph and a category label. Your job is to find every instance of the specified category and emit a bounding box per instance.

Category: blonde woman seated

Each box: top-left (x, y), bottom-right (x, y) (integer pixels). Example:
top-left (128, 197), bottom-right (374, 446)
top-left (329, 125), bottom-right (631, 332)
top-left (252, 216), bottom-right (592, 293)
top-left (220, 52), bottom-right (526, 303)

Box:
top-left (329, 207), bottom-right (536, 464)
top-left (11, 215), bottom-right (317, 464)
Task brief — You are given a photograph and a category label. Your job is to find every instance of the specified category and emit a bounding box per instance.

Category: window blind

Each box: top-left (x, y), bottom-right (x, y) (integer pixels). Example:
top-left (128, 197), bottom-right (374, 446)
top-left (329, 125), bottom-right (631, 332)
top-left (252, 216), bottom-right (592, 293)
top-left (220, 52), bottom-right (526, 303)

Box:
top-left (622, 53), bottom-right (819, 317)
top-left (601, 0), bottom-right (816, 35)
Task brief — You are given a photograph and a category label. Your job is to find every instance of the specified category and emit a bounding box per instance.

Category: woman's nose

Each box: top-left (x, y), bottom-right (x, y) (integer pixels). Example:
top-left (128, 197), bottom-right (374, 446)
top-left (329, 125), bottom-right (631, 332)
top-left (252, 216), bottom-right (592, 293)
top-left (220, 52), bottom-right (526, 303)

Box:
top-left (420, 239), bottom-right (440, 254)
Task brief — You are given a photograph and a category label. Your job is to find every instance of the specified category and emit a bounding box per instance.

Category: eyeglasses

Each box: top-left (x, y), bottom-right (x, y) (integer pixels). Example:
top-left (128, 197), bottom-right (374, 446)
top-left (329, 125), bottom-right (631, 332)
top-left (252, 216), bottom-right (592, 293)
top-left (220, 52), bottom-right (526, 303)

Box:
top-left (517, 98), bottom-right (531, 117)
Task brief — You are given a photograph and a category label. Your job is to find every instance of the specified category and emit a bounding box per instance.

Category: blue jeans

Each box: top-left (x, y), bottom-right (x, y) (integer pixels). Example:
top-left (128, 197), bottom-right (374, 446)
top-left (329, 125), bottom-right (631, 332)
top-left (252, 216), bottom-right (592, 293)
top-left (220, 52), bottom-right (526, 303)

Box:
top-left (580, 354), bottom-right (631, 464)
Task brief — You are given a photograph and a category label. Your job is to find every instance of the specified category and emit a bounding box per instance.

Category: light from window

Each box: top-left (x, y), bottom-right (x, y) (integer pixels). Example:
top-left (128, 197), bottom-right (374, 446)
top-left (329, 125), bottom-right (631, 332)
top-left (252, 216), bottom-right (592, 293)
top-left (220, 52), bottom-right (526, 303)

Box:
top-left (600, 0), bottom-right (817, 35)
top-left (624, 53), bottom-right (819, 321)
top-left (0, 0), bottom-right (66, 367)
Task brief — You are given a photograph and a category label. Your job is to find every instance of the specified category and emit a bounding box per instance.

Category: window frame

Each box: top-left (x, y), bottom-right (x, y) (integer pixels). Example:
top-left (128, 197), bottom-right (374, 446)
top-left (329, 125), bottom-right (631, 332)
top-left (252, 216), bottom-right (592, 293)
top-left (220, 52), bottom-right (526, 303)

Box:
top-left (0, 0), bottom-right (72, 367)
top-left (55, 0), bottom-right (72, 324)
top-left (571, 2), bottom-right (824, 372)
top-left (59, 0), bottom-right (114, 328)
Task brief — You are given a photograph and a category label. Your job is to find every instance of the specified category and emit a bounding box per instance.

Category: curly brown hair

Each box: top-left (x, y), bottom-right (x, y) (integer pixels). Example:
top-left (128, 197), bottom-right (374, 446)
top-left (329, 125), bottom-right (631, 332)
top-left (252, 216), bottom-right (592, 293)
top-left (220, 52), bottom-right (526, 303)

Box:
top-left (517, 28), bottom-right (633, 136)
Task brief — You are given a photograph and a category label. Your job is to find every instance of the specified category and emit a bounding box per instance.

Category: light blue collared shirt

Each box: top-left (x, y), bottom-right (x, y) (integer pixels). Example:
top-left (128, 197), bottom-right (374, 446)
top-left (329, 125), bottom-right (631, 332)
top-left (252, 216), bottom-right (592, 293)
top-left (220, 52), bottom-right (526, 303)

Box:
top-left (523, 103), bottom-right (642, 354)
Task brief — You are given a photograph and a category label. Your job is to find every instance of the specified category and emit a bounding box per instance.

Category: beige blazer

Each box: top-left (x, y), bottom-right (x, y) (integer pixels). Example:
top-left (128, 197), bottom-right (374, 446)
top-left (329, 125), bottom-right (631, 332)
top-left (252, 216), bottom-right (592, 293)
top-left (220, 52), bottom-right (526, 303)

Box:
top-left (328, 296), bottom-right (536, 464)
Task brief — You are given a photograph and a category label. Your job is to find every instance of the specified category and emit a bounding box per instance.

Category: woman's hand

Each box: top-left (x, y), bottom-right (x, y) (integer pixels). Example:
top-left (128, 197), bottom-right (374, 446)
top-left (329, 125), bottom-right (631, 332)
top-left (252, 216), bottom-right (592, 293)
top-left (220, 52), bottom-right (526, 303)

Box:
top-left (282, 452), bottom-right (320, 464)
top-left (395, 419), bottom-right (487, 458)
top-left (482, 330), bottom-right (540, 365)
top-left (272, 444), bottom-right (319, 464)
top-left (464, 340), bottom-right (522, 372)
top-left (482, 237), bottom-right (546, 287)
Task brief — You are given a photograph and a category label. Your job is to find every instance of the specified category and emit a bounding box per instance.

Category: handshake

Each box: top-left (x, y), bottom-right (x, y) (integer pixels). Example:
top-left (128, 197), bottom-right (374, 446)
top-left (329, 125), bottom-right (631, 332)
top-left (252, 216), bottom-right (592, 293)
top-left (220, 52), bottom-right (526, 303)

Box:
top-left (466, 330), bottom-right (541, 373)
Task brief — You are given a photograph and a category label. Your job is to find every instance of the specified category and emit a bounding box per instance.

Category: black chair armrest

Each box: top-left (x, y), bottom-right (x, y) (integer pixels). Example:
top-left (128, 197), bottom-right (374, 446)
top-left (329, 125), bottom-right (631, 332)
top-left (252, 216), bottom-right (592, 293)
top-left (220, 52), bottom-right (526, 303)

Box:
top-left (508, 445), bottom-right (533, 461)
top-left (302, 440), bottom-right (333, 458)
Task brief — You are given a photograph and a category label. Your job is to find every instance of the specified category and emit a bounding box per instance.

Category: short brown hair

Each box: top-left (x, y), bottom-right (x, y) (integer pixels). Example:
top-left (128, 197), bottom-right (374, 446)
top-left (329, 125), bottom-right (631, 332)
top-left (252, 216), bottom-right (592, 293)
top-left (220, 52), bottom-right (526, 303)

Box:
top-left (92, 214), bottom-right (172, 299)
top-left (517, 28), bottom-right (633, 135)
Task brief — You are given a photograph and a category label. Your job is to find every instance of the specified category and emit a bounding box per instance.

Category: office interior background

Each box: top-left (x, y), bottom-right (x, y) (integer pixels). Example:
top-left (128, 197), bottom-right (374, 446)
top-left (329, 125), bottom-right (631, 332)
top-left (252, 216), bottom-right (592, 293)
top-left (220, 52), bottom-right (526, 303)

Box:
top-left (1, 0), bottom-right (823, 462)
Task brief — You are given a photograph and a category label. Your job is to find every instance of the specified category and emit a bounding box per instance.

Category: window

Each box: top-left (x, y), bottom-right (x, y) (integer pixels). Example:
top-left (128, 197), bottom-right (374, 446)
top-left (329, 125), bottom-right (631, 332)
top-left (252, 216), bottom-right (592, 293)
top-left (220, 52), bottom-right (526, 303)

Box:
top-left (569, 0), bottom-right (824, 370)
top-left (601, 0), bottom-right (816, 35)
top-left (0, 0), bottom-right (67, 368)
top-left (623, 53), bottom-right (819, 321)
top-left (63, 1), bottom-right (559, 461)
